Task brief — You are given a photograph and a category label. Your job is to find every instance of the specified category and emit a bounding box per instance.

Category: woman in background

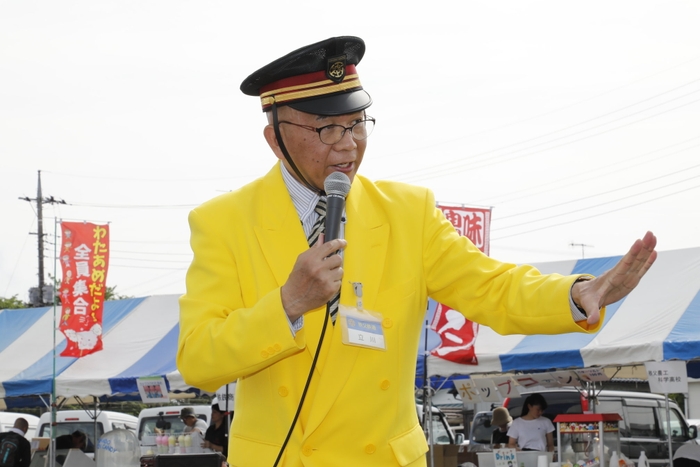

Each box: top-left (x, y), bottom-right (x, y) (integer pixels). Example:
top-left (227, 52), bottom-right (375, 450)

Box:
top-left (507, 393), bottom-right (554, 452)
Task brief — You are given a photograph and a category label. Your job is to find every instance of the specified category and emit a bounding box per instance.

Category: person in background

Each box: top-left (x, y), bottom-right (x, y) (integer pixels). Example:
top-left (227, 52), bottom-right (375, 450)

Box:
top-left (202, 403), bottom-right (230, 457)
top-left (180, 407), bottom-right (207, 435)
top-left (507, 393), bottom-right (554, 452)
top-left (176, 35), bottom-right (658, 466)
top-left (491, 407), bottom-right (513, 448)
top-left (0, 417), bottom-right (31, 467)
top-left (55, 430), bottom-right (86, 451)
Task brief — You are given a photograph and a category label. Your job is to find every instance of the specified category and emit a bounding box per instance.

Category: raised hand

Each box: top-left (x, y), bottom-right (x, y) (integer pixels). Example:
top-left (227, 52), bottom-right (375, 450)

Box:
top-left (573, 231), bottom-right (657, 325)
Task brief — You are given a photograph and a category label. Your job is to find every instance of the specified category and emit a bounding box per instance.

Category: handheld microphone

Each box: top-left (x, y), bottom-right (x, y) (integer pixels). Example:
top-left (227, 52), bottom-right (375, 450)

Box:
top-left (324, 172), bottom-right (351, 242)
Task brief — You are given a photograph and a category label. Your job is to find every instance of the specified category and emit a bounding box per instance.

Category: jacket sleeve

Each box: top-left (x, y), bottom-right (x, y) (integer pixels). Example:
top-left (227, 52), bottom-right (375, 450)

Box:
top-left (419, 188), bottom-right (604, 335)
top-left (177, 206), bottom-right (310, 392)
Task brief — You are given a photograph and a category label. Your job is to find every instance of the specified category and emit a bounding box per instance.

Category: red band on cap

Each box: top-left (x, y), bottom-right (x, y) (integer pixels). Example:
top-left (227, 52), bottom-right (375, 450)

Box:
top-left (259, 65), bottom-right (361, 110)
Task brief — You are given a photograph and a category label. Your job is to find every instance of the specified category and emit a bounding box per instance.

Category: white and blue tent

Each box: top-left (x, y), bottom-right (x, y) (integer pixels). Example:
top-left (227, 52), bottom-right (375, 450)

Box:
top-left (2, 247), bottom-right (700, 410)
top-left (0, 294), bottom-right (194, 409)
top-left (425, 246), bottom-right (700, 379)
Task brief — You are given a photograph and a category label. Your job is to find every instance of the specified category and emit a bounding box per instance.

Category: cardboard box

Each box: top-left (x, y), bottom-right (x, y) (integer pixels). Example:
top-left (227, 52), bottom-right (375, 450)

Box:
top-left (30, 437), bottom-right (50, 456)
top-left (427, 444), bottom-right (462, 467)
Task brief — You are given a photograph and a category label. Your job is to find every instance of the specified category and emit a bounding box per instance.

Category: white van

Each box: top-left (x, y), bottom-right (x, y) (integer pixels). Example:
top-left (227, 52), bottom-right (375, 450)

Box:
top-left (36, 410), bottom-right (137, 455)
top-left (417, 403), bottom-right (465, 445)
top-left (137, 405), bottom-right (211, 455)
top-left (0, 412), bottom-right (39, 439)
top-left (469, 389), bottom-right (698, 464)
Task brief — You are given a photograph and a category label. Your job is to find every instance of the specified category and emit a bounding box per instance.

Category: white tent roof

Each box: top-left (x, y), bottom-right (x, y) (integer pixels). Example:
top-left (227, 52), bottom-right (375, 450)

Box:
top-left (427, 246), bottom-right (700, 378)
top-left (0, 294), bottom-right (195, 409)
top-left (3, 247), bottom-right (699, 409)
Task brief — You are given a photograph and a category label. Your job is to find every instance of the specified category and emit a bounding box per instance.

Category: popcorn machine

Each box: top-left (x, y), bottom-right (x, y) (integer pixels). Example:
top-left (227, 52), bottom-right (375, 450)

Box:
top-left (554, 413), bottom-right (622, 467)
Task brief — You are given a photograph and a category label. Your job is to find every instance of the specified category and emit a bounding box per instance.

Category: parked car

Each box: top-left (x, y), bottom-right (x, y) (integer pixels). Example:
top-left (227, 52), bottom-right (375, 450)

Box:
top-left (36, 409), bottom-right (137, 455)
top-left (467, 410), bottom-right (495, 452)
top-left (137, 405), bottom-right (212, 455)
top-left (417, 403), bottom-right (465, 445)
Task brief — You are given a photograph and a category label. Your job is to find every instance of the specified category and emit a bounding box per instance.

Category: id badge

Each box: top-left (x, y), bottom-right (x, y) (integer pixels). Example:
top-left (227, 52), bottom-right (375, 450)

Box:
top-left (339, 282), bottom-right (386, 351)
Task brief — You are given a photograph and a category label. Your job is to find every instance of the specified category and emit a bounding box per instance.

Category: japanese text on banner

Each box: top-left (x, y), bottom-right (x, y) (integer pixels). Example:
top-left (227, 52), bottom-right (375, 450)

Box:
top-left (59, 222), bottom-right (110, 358)
top-left (438, 204), bottom-right (491, 255)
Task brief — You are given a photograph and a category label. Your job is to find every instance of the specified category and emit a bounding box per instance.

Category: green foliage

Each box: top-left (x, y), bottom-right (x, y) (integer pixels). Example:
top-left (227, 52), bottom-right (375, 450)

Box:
top-left (0, 295), bottom-right (29, 309)
top-left (105, 285), bottom-right (133, 301)
top-left (669, 393), bottom-right (685, 412)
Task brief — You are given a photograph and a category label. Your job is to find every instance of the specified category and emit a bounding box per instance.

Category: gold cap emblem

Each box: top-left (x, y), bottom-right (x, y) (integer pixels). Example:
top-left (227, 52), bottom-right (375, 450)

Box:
top-left (327, 55), bottom-right (347, 83)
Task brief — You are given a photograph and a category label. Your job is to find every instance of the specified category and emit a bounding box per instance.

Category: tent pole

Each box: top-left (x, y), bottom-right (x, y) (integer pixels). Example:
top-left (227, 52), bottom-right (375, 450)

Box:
top-left (423, 313), bottom-right (434, 467)
top-left (665, 394), bottom-right (672, 466)
top-left (50, 218), bottom-right (58, 467)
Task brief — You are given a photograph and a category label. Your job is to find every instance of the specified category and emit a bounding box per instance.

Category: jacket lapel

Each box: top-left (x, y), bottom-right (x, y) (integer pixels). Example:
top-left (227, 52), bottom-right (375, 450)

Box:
top-left (253, 164), bottom-right (308, 287)
top-left (303, 175), bottom-right (390, 438)
top-left (252, 164), bottom-right (328, 359)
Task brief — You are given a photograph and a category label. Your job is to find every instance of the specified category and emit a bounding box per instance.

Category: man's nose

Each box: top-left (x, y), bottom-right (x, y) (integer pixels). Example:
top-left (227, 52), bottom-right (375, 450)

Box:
top-left (334, 128), bottom-right (357, 149)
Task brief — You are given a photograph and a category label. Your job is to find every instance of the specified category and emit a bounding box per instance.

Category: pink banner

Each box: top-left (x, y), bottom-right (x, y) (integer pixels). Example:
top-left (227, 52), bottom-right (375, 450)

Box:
top-left (59, 222), bottom-right (110, 358)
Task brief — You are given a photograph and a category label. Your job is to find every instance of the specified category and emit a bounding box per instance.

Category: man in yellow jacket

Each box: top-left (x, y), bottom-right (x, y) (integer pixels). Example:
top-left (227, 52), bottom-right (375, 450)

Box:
top-left (177, 36), bottom-right (657, 467)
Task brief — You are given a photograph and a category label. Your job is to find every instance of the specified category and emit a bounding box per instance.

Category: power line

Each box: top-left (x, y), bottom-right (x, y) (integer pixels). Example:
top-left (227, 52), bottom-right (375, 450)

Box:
top-left (398, 93), bottom-right (700, 184)
top-left (495, 161), bottom-right (700, 223)
top-left (492, 182), bottom-right (700, 240)
top-left (493, 175), bottom-right (700, 232)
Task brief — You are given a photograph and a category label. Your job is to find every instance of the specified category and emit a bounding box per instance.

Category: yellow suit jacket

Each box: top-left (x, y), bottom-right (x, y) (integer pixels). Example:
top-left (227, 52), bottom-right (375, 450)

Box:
top-left (177, 163), bottom-right (602, 467)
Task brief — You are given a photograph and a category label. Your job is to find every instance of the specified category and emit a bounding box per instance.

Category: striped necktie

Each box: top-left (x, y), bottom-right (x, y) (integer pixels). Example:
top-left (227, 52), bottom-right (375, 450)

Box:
top-left (307, 197), bottom-right (339, 323)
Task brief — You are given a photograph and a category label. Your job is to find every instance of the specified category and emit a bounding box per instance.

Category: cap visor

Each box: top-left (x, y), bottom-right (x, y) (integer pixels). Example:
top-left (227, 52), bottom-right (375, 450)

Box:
top-left (288, 89), bottom-right (372, 116)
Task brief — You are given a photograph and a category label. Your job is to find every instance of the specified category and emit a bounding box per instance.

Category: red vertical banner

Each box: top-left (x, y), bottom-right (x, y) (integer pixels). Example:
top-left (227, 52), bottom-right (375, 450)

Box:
top-left (437, 204), bottom-right (491, 255)
top-left (58, 222), bottom-right (110, 358)
top-left (429, 204), bottom-right (492, 365)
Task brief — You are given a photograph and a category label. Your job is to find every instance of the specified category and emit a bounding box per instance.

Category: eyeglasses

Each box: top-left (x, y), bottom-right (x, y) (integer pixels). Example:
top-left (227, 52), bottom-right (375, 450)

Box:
top-left (279, 117), bottom-right (375, 145)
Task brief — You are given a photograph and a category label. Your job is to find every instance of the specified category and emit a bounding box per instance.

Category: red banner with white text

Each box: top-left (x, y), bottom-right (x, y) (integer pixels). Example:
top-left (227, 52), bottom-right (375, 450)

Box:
top-left (58, 222), bottom-right (110, 358)
top-left (429, 204), bottom-right (492, 365)
top-left (438, 204), bottom-right (491, 255)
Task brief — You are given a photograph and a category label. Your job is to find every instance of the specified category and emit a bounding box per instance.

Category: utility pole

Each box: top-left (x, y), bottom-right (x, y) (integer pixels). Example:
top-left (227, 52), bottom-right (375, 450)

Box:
top-left (19, 170), bottom-right (67, 306)
top-left (570, 242), bottom-right (593, 259)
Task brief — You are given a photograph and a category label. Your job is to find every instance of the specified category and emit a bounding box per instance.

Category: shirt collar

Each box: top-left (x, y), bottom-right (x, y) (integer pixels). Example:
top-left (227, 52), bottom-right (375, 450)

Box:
top-left (280, 163), bottom-right (321, 223)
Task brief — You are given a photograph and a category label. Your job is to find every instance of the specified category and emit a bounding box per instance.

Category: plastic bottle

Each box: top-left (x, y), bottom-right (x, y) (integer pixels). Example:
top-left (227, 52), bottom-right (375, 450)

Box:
top-left (637, 451), bottom-right (649, 467)
top-left (608, 451), bottom-right (619, 467)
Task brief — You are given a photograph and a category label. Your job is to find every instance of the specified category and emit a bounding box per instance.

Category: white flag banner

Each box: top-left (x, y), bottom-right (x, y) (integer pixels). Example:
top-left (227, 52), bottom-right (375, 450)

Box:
top-left (492, 376), bottom-right (519, 398)
top-left (453, 378), bottom-right (481, 405)
top-left (215, 382), bottom-right (237, 412)
top-left (550, 370), bottom-right (582, 387)
top-left (471, 377), bottom-right (502, 402)
top-left (644, 361), bottom-right (688, 394)
top-left (575, 368), bottom-right (609, 382)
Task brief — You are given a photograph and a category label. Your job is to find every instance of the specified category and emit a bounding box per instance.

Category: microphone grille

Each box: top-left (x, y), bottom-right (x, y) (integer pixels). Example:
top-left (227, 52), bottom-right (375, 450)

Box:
top-left (324, 172), bottom-right (351, 197)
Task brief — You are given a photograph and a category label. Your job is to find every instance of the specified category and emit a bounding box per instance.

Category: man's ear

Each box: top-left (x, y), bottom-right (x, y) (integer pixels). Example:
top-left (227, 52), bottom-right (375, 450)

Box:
top-left (264, 124), bottom-right (285, 162)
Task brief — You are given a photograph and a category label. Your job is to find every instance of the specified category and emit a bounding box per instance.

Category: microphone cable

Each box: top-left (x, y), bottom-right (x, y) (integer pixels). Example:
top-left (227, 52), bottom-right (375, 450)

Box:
top-left (272, 303), bottom-right (331, 467)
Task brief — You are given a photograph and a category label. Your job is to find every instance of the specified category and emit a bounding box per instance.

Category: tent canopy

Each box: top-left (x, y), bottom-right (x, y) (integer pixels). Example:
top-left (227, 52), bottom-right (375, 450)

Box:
top-left (0, 294), bottom-right (198, 409)
top-left (426, 246), bottom-right (700, 378)
top-left (3, 247), bottom-right (699, 409)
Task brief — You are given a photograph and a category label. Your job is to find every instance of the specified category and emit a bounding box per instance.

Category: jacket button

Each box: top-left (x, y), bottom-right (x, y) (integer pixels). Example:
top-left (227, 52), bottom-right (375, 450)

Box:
top-left (380, 380), bottom-right (390, 390)
top-left (278, 386), bottom-right (289, 397)
top-left (302, 445), bottom-right (313, 456)
top-left (267, 346), bottom-right (275, 354)
top-left (274, 343), bottom-right (281, 351)
top-left (382, 318), bottom-right (393, 328)
top-left (365, 444), bottom-right (376, 454)
top-left (260, 350), bottom-right (268, 358)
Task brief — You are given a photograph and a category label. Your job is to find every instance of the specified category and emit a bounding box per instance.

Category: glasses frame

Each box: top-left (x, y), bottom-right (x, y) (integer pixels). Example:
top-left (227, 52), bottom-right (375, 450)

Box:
top-left (278, 116), bottom-right (375, 145)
